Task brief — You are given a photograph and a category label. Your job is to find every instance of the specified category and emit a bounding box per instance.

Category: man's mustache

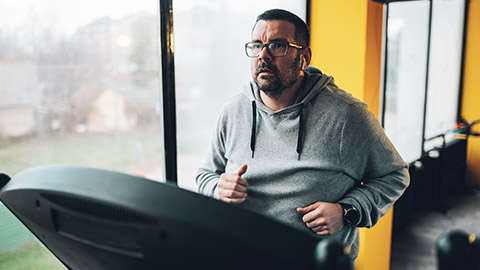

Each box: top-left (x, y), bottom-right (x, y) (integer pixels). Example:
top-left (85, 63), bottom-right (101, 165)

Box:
top-left (256, 62), bottom-right (278, 75)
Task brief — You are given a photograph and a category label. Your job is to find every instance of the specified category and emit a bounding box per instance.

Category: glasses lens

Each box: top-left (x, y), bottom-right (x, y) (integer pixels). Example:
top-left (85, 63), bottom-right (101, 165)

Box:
top-left (245, 42), bottom-right (289, 57)
top-left (245, 42), bottom-right (261, 57)
top-left (268, 42), bottom-right (288, 56)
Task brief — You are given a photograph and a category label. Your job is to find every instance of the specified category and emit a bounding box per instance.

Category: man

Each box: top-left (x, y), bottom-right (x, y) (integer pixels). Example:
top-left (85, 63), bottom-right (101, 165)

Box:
top-left (196, 9), bottom-right (409, 260)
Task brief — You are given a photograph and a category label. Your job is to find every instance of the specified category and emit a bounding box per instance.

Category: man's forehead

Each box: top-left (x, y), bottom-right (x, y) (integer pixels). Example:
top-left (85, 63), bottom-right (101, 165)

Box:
top-left (251, 19), bottom-right (296, 41)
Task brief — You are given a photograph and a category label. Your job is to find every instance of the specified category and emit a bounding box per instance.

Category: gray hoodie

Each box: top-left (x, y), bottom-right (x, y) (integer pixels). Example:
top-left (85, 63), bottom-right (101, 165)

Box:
top-left (196, 66), bottom-right (410, 259)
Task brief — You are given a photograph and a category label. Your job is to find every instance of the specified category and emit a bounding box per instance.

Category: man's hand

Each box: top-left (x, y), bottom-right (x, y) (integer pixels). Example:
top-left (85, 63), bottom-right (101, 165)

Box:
top-left (217, 164), bottom-right (248, 203)
top-left (296, 202), bottom-right (344, 236)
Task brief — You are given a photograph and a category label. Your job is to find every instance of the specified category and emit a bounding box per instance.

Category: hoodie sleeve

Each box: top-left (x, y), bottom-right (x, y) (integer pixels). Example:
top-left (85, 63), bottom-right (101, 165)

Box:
top-left (195, 110), bottom-right (228, 199)
top-left (338, 102), bottom-right (410, 228)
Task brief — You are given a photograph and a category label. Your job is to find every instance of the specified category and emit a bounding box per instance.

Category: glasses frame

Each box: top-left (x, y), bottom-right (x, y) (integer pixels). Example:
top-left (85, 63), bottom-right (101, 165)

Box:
top-left (245, 41), bottom-right (303, 58)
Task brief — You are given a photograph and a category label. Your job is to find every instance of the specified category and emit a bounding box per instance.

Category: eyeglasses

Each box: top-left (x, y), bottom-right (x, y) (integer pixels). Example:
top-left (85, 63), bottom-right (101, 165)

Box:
top-left (245, 41), bottom-right (303, 58)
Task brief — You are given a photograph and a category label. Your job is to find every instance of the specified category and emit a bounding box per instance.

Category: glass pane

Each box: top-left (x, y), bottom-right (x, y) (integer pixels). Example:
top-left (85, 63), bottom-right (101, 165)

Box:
top-left (383, 1), bottom-right (430, 163)
top-left (174, 0), bottom-right (307, 191)
top-left (424, 0), bottom-right (465, 151)
top-left (0, 0), bottom-right (163, 267)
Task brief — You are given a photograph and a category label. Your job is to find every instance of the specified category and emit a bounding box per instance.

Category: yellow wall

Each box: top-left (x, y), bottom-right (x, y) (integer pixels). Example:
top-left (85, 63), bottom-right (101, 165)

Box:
top-left (462, 0), bottom-right (480, 187)
top-left (310, 0), bottom-right (368, 99)
top-left (310, 1), bottom-right (392, 269)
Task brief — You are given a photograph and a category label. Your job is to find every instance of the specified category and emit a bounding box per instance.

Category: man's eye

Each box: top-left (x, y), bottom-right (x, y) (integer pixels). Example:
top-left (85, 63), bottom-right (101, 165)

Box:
top-left (251, 43), bottom-right (262, 49)
top-left (272, 42), bottom-right (286, 49)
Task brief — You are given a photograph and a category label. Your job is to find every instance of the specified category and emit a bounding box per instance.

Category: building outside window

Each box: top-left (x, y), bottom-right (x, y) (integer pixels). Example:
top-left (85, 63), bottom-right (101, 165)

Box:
top-left (0, 0), bottom-right (162, 268)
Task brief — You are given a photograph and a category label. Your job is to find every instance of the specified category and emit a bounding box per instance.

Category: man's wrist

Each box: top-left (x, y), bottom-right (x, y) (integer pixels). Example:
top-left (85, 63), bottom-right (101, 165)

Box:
top-left (339, 203), bottom-right (360, 227)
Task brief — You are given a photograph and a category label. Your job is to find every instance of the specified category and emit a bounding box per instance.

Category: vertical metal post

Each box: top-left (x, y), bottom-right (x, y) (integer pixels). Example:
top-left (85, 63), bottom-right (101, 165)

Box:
top-left (306, 0), bottom-right (311, 28)
top-left (159, 0), bottom-right (178, 185)
top-left (380, 2), bottom-right (389, 127)
top-left (420, 0), bottom-right (434, 156)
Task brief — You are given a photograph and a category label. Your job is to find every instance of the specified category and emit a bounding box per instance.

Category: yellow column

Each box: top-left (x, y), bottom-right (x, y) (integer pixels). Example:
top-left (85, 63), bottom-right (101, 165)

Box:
top-left (462, 0), bottom-right (480, 187)
top-left (310, 0), bottom-right (368, 99)
top-left (310, 1), bottom-right (392, 269)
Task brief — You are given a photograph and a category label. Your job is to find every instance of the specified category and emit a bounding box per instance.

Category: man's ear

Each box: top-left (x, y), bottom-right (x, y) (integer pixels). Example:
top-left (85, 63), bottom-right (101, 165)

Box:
top-left (303, 47), bottom-right (312, 69)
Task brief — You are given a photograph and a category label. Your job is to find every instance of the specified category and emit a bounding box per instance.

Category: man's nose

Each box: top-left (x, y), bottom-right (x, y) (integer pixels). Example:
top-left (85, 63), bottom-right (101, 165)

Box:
top-left (258, 45), bottom-right (272, 62)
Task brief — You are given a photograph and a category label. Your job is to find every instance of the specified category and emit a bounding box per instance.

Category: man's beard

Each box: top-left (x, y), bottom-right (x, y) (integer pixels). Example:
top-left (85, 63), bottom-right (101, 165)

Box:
top-left (253, 54), bottom-right (302, 97)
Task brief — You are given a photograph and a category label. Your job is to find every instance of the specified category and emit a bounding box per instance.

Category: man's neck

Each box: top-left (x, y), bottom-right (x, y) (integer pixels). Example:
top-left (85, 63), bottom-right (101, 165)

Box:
top-left (260, 76), bottom-right (305, 112)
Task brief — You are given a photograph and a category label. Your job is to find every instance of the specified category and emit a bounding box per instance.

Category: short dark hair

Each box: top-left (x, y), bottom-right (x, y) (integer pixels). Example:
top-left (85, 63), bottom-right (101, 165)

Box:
top-left (254, 9), bottom-right (310, 47)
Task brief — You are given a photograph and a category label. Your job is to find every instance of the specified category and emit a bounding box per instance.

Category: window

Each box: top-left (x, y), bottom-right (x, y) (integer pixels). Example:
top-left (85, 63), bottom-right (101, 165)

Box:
top-left (383, 0), bottom-right (430, 163)
top-left (173, 0), bottom-right (307, 190)
top-left (383, 0), bottom-right (466, 162)
top-left (0, 0), bottom-right (163, 267)
top-left (424, 0), bottom-right (465, 151)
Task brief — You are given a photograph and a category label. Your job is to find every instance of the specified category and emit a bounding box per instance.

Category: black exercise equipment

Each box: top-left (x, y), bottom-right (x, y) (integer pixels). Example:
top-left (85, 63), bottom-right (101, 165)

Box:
top-left (0, 165), bottom-right (353, 270)
top-left (436, 230), bottom-right (480, 270)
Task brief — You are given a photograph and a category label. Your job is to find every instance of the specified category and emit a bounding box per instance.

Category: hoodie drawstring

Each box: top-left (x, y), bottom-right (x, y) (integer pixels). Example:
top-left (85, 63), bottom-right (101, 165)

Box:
top-left (250, 100), bottom-right (257, 158)
top-left (296, 105), bottom-right (304, 160)
top-left (250, 101), bottom-right (305, 160)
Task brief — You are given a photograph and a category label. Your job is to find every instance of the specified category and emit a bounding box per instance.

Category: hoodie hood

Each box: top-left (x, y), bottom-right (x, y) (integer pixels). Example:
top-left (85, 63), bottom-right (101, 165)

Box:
top-left (242, 66), bottom-right (336, 159)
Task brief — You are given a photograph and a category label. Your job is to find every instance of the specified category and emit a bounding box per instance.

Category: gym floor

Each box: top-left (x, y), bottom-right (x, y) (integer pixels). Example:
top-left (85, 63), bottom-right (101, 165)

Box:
top-left (390, 187), bottom-right (480, 270)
